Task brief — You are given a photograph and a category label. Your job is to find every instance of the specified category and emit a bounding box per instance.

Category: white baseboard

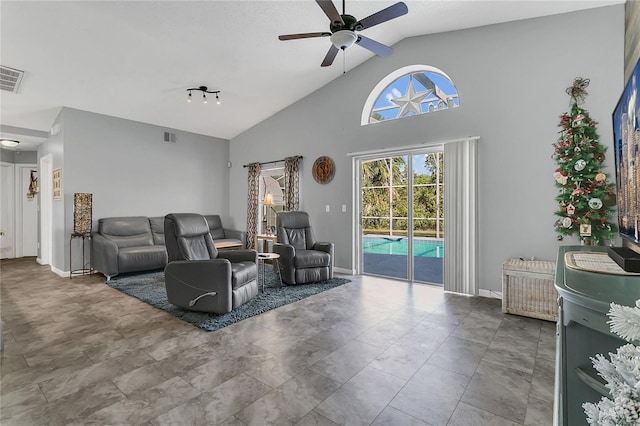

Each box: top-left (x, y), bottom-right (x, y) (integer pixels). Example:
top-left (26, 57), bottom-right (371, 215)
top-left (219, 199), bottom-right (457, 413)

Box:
top-left (334, 267), bottom-right (354, 275)
top-left (51, 265), bottom-right (67, 278)
top-left (479, 289), bottom-right (502, 299)
top-left (36, 257), bottom-right (43, 265)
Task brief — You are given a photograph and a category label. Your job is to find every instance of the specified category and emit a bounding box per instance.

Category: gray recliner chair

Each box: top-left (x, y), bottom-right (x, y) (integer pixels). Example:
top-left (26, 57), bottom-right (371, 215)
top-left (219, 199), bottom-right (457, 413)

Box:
top-left (164, 213), bottom-right (258, 314)
top-left (273, 211), bottom-right (334, 285)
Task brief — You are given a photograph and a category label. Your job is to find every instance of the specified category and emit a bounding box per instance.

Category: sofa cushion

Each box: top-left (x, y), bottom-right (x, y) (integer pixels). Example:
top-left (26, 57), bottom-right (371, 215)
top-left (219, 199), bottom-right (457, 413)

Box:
top-left (118, 245), bottom-right (167, 274)
top-left (149, 217), bottom-right (165, 245)
top-left (294, 249), bottom-right (330, 268)
top-left (231, 261), bottom-right (257, 289)
top-left (99, 217), bottom-right (154, 248)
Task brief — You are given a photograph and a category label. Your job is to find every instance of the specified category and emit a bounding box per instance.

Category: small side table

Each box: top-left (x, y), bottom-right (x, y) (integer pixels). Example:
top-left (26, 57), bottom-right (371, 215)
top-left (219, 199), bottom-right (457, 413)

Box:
top-left (255, 234), bottom-right (277, 252)
top-left (258, 252), bottom-right (282, 292)
top-left (70, 232), bottom-right (93, 278)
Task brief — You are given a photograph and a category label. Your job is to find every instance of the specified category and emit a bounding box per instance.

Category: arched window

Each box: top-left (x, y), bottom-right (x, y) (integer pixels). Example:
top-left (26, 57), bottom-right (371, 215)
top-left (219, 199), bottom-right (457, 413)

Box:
top-left (362, 65), bottom-right (460, 125)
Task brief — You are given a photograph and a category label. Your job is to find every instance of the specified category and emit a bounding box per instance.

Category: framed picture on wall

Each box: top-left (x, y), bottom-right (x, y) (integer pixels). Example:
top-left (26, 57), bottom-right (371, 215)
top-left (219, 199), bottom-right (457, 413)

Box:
top-left (53, 168), bottom-right (62, 200)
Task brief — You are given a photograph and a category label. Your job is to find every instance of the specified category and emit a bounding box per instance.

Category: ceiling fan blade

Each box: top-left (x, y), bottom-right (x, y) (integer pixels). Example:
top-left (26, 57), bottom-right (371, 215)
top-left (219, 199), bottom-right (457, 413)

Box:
top-left (279, 32), bottom-right (331, 41)
top-left (316, 0), bottom-right (344, 25)
top-left (356, 35), bottom-right (393, 57)
top-left (354, 2), bottom-right (408, 31)
top-left (321, 45), bottom-right (340, 67)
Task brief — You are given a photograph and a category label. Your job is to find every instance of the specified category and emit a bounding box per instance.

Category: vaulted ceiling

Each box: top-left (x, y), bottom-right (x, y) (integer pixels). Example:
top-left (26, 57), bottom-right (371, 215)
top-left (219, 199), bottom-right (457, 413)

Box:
top-left (0, 0), bottom-right (624, 150)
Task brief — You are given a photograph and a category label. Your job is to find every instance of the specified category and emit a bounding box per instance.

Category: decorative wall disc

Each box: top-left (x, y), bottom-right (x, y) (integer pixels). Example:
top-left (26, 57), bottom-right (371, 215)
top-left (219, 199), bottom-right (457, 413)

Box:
top-left (312, 156), bottom-right (335, 184)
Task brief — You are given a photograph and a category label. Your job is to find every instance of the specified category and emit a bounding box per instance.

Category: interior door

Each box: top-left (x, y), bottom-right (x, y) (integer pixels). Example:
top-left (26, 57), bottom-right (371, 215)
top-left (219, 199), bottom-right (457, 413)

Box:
top-left (20, 166), bottom-right (38, 256)
top-left (0, 163), bottom-right (16, 259)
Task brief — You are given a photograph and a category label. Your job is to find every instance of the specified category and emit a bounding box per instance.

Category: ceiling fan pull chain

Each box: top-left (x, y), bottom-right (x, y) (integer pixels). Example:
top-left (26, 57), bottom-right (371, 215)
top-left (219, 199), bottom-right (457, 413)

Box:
top-left (343, 49), bottom-right (346, 74)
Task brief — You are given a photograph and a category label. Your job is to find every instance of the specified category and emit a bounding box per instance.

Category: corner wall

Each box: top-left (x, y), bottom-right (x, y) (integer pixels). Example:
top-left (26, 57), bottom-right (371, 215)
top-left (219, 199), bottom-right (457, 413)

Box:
top-left (39, 108), bottom-right (230, 274)
top-left (229, 6), bottom-right (624, 293)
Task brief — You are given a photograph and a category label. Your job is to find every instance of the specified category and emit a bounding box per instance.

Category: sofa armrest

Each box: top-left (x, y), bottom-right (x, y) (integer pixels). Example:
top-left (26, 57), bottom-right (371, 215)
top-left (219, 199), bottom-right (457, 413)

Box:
top-left (164, 259), bottom-right (233, 313)
top-left (313, 242), bottom-right (334, 254)
top-left (217, 249), bottom-right (258, 264)
top-left (223, 228), bottom-right (247, 247)
top-left (273, 243), bottom-right (296, 284)
top-left (91, 234), bottom-right (120, 279)
top-left (273, 243), bottom-right (295, 260)
top-left (313, 242), bottom-right (334, 279)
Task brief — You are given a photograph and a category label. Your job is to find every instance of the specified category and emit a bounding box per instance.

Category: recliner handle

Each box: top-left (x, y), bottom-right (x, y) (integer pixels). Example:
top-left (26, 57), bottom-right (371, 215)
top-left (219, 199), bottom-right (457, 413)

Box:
top-left (189, 291), bottom-right (218, 306)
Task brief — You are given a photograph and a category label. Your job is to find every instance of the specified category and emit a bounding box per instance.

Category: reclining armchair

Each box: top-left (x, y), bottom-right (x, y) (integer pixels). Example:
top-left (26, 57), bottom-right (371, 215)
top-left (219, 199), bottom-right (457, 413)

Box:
top-left (164, 213), bottom-right (258, 314)
top-left (273, 211), bottom-right (334, 285)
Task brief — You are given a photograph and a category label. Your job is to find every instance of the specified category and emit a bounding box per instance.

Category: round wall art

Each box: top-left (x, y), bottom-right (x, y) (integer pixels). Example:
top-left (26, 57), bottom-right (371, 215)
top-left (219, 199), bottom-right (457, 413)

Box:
top-left (312, 156), bottom-right (335, 184)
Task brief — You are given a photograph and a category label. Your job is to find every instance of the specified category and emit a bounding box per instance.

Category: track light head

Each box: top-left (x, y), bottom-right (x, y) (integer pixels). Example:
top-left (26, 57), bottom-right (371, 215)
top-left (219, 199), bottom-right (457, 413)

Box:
top-left (186, 86), bottom-right (221, 106)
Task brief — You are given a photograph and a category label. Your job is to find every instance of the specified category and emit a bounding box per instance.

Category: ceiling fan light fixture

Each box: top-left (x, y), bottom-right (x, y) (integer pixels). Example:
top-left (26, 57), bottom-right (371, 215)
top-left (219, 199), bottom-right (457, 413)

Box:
top-left (330, 30), bottom-right (357, 50)
top-left (0, 139), bottom-right (20, 147)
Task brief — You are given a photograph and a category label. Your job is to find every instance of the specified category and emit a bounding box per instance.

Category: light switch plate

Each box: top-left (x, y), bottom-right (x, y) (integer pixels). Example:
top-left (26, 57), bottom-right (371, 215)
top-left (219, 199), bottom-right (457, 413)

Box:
top-left (325, 205), bottom-right (330, 212)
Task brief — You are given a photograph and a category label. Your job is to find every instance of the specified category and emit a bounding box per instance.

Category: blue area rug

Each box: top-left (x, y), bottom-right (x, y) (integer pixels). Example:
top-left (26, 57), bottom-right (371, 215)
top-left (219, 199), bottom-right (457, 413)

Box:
top-left (106, 268), bottom-right (350, 332)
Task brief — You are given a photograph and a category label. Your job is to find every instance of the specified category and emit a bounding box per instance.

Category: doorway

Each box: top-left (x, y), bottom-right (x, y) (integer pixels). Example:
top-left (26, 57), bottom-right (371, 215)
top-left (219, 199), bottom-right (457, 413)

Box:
top-left (357, 149), bottom-right (444, 284)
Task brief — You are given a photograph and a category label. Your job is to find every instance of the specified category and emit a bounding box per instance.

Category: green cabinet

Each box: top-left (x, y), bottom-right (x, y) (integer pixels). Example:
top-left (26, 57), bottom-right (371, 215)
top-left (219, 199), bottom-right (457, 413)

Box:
top-left (554, 245), bottom-right (640, 425)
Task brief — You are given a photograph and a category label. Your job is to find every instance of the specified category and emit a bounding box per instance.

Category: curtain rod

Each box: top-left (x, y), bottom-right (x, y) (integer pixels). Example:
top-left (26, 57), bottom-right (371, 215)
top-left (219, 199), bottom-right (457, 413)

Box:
top-left (242, 155), bottom-right (302, 168)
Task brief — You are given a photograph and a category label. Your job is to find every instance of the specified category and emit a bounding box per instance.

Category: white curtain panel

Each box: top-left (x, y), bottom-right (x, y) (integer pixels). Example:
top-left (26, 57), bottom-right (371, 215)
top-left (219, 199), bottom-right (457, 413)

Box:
top-left (443, 138), bottom-right (478, 295)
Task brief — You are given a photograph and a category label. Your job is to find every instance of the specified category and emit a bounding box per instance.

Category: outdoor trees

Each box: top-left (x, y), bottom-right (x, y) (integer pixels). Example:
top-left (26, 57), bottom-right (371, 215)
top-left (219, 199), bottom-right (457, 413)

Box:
top-left (361, 153), bottom-right (443, 237)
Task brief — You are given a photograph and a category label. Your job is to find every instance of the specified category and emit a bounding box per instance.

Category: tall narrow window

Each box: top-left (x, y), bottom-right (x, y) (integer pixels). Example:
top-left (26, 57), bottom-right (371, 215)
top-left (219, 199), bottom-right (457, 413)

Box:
top-left (260, 168), bottom-right (285, 235)
top-left (362, 65), bottom-right (460, 125)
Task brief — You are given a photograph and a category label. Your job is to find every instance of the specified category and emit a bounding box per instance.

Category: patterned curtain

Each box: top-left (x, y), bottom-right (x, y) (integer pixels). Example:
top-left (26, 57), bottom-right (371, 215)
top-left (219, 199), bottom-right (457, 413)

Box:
top-left (284, 156), bottom-right (301, 211)
top-left (246, 162), bottom-right (261, 249)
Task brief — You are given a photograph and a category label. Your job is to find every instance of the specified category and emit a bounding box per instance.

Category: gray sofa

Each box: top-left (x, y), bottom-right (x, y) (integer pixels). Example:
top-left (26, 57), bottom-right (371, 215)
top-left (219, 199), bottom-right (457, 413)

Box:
top-left (91, 215), bottom-right (245, 280)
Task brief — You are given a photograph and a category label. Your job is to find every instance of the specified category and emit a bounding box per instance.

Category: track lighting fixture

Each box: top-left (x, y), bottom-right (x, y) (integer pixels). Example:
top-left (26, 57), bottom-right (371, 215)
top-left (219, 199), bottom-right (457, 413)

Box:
top-left (186, 86), bottom-right (221, 105)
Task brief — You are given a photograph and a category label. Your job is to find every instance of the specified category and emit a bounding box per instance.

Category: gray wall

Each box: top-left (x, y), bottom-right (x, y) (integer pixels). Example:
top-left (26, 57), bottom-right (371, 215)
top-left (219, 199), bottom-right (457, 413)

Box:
top-left (1, 149), bottom-right (37, 164)
top-left (39, 107), bottom-right (230, 273)
top-left (229, 6), bottom-right (625, 293)
top-left (625, 0), bottom-right (640, 81)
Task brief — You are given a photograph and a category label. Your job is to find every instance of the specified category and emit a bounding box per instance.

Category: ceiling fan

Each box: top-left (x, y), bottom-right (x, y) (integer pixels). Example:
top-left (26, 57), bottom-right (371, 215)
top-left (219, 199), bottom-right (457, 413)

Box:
top-left (278, 0), bottom-right (408, 67)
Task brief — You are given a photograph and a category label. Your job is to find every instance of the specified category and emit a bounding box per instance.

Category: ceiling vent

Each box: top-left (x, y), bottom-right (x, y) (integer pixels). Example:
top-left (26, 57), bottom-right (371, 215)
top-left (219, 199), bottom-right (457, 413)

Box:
top-left (163, 131), bottom-right (177, 143)
top-left (0, 66), bottom-right (24, 93)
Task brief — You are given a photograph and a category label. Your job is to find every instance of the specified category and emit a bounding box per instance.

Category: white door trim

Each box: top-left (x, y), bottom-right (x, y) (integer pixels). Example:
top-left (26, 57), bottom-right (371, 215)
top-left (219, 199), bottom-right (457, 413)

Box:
top-left (1, 162), bottom-right (16, 259)
top-left (39, 154), bottom-right (53, 266)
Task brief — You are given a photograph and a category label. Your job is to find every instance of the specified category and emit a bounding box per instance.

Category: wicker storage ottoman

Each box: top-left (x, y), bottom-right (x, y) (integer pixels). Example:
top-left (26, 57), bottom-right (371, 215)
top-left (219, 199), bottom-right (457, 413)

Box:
top-left (502, 258), bottom-right (558, 322)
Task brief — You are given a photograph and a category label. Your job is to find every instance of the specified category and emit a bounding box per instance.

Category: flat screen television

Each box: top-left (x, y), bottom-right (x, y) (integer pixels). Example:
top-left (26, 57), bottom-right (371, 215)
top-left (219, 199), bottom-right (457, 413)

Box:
top-left (610, 56), bottom-right (640, 270)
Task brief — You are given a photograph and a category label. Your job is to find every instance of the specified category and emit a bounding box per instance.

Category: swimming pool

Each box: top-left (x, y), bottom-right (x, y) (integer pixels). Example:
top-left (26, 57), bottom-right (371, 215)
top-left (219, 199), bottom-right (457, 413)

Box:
top-left (362, 236), bottom-right (444, 258)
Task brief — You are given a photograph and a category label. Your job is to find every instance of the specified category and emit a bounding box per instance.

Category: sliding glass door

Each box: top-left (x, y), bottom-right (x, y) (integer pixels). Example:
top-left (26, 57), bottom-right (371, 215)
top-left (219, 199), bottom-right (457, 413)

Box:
top-left (359, 150), bottom-right (444, 284)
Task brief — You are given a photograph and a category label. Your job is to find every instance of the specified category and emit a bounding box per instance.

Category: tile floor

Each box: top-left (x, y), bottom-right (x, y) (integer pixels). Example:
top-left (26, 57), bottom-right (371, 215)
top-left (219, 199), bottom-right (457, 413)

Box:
top-left (0, 257), bottom-right (555, 425)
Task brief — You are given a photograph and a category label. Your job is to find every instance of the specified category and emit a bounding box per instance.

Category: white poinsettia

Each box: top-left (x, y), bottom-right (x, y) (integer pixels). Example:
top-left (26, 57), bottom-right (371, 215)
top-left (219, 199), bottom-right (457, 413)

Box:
top-left (583, 301), bottom-right (640, 425)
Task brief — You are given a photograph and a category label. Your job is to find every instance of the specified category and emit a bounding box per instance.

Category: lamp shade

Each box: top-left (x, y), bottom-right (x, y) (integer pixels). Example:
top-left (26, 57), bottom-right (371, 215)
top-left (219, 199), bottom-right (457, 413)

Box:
top-left (264, 192), bottom-right (273, 205)
top-left (73, 193), bottom-right (92, 235)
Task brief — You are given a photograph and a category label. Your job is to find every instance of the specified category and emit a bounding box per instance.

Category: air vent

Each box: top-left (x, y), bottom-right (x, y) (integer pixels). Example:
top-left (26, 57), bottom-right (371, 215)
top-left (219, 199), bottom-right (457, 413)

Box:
top-left (163, 131), bottom-right (177, 143)
top-left (0, 65), bottom-right (24, 93)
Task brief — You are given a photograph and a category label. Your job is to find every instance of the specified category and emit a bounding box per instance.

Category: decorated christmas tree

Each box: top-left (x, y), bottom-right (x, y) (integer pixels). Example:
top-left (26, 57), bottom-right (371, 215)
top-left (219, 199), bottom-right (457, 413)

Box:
top-left (553, 78), bottom-right (617, 245)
